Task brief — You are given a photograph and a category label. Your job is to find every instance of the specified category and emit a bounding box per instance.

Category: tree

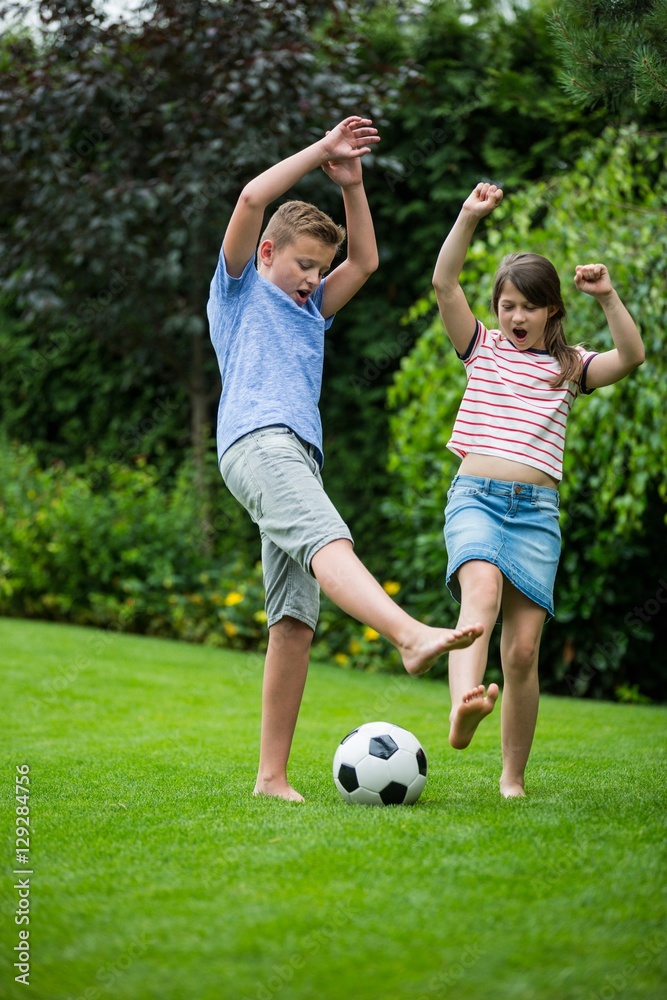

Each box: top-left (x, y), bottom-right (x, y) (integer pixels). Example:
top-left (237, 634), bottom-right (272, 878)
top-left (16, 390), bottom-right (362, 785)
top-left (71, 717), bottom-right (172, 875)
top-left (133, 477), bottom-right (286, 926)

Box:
top-left (550, 0), bottom-right (667, 114)
top-left (4, 2), bottom-right (663, 694)
top-left (0, 0), bottom-right (619, 564)
top-left (385, 125), bottom-right (667, 700)
top-left (0, 0), bottom-right (382, 525)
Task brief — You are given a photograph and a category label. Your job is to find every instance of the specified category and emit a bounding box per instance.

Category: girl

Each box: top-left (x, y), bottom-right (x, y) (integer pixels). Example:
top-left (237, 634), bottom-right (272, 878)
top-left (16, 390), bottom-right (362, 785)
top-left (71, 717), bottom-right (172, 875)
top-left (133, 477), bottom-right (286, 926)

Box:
top-left (432, 182), bottom-right (644, 797)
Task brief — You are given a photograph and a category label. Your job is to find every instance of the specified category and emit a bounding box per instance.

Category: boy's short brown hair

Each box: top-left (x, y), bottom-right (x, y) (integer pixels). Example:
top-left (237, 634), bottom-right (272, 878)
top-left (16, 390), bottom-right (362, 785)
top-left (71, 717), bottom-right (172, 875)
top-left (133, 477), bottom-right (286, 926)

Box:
top-left (260, 200), bottom-right (346, 254)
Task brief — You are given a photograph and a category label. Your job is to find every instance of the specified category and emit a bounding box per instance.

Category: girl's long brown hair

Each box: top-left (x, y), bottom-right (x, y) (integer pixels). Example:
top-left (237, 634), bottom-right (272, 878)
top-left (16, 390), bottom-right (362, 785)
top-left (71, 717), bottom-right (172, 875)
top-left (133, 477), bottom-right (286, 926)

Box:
top-left (491, 252), bottom-right (583, 388)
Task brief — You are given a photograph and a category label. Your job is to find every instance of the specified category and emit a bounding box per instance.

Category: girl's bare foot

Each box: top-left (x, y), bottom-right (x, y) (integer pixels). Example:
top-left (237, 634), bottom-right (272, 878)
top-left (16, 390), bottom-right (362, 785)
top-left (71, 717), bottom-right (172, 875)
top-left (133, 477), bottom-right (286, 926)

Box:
top-left (499, 777), bottom-right (526, 798)
top-left (253, 778), bottom-right (304, 802)
top-left (449, 682), bottom-right (499, 749)
top-left (402, 623), bottom-right (484, 676)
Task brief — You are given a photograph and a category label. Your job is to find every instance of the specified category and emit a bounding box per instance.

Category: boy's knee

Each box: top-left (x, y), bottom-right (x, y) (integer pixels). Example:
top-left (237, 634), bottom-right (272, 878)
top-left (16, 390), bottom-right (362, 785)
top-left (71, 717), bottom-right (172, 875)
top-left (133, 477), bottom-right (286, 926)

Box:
top-left (269, 616), bottom-right (314, 651)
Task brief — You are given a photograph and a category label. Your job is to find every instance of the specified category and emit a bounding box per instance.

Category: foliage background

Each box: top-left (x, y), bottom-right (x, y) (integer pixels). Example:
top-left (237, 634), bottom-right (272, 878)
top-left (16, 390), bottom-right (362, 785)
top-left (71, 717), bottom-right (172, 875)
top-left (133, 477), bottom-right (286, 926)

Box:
top-left (0, 0), bottom-right (665, 701)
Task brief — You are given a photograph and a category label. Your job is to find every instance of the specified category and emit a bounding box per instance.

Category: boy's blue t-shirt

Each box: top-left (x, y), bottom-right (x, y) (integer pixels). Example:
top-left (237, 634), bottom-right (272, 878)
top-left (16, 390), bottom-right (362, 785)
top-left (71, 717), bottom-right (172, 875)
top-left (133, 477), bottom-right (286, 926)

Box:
top-left (207, 249), bottom-right (335, 468)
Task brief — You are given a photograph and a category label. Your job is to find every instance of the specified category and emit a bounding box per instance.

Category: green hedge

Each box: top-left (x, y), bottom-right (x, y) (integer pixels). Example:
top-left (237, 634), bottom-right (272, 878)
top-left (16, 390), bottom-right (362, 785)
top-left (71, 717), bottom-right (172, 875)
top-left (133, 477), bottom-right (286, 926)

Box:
top-left (0, 442), bottom-right (257, 640)
top-left (0, 441), bottom-right (399, 670)
top-left (2, 417), bottom-right (663, 700)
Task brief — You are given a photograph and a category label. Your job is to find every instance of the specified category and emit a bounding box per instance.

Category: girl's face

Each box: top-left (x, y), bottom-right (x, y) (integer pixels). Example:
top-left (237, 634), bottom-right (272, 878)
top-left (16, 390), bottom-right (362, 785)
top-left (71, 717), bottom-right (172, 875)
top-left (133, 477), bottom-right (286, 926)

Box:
top-left (497, 280), bottom-right (557, 352)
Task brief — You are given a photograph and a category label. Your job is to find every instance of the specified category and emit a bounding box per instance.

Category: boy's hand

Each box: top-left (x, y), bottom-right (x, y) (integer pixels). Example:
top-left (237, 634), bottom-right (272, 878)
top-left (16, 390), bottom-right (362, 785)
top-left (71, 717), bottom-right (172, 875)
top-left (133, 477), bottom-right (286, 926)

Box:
top-left (321, 150), bottom-right (363, 189)
top-left (574, 263), bottom-right (613, 299)
top-left (320, 116), bottom-right (380, 164)
top-left (462, 182), bottom-right (503, 219)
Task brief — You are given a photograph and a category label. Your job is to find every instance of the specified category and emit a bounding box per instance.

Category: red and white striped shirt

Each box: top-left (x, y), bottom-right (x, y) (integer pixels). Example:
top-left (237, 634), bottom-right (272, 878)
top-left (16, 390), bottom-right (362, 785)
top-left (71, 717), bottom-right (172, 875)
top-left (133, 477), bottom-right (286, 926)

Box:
top-left (447, 320), bottom-right (597, 482)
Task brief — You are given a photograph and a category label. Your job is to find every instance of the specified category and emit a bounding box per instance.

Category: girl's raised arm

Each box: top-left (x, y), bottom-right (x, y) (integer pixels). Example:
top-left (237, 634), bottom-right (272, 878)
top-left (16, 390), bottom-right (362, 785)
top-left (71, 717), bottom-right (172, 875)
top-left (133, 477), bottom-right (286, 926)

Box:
top-left (574, 264), bottom-right (644, 388)
top-left (432, 183), bottom-right (503, 355)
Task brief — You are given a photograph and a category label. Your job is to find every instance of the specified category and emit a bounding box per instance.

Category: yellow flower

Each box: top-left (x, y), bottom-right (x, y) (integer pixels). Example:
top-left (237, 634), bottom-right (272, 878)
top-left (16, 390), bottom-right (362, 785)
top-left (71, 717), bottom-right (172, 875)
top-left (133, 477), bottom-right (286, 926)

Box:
top-left (382, 580), bottom-right (401, 596)
top-left (223, 621), bottom-right (237, 637)
top-left (334, 653), bottom-right (349, 666)
top-left (224, 591), bottom-right (244, 606)
top-left (253, 610), bottom-right (268, 624)
top-left (348, 639), bottom-right (362, 655)
top-left (363, 627), bottom-right (380, 642)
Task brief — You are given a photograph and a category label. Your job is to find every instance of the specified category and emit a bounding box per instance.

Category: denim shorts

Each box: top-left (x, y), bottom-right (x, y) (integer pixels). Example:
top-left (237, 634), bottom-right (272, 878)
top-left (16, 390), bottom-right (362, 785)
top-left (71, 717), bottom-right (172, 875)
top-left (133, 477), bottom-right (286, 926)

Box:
top-left (444, 474), bottom-right (561, 618)
top-left (218, 426), bottom-right (353, 631)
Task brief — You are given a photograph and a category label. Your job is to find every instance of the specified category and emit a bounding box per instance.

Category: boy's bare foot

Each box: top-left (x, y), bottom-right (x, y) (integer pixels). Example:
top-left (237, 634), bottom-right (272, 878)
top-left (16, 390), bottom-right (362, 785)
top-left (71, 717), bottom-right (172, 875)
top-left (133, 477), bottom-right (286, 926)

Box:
top-left (499, 777), bottom-right (526, 799)
top-left (402, 623), bottom-right (484, 676)
top-left (449, 682), bottom-right (499, 749)
top-left (253, 779), bottom-right (304, 803)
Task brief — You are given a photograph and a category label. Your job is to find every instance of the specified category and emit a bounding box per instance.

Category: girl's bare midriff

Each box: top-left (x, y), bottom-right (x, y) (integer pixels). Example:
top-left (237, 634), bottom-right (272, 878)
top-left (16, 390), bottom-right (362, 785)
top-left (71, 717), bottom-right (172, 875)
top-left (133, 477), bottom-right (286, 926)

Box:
top-left (458, 453), bottom-right (559, 490)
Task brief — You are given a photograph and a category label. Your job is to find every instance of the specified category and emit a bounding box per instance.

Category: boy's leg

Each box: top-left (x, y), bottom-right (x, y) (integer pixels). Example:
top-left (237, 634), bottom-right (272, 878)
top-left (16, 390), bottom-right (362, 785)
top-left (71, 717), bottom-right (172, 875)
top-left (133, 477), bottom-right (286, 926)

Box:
top-left (254, 527), bottom-right (321, 802)
top-left (221, 428), bottom-right (482, 684)
top-left (497, 581), bottom-right (546, 798)
top-left (310, 539), bottom-right (483, 675)
top-left (254, 615), bottom-right (314, 802)
top-left (447, 560), bottom-right (502, 749)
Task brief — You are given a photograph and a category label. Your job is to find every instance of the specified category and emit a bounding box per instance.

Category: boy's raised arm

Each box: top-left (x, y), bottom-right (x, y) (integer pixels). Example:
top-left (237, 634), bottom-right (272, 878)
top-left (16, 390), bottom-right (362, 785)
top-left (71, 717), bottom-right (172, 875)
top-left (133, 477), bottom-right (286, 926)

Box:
top-left (320, 154), bottom-right (379, 318)
top-left (223, 117), bottom-right (379, 278)
top-left (433, 183), bottom-right (503, 355)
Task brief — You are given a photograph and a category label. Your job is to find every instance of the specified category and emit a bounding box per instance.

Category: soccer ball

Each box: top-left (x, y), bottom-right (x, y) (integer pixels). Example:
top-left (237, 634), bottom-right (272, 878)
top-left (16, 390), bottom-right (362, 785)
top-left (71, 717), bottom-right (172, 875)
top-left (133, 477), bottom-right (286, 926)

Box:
top-left (333, 721), bottom-right (428, 805)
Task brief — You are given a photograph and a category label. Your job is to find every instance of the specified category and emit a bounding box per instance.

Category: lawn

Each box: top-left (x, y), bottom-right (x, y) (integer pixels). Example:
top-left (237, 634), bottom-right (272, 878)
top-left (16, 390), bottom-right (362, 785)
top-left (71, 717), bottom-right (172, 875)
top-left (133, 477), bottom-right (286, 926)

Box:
top-left (1, 617), bottom-right (666, 1000)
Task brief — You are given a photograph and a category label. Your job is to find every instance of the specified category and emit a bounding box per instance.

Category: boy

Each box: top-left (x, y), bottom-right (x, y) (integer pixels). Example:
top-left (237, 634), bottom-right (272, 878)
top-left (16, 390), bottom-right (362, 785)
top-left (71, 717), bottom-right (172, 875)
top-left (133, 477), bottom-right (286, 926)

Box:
top-left (207, 116), bottom-right (483, 801)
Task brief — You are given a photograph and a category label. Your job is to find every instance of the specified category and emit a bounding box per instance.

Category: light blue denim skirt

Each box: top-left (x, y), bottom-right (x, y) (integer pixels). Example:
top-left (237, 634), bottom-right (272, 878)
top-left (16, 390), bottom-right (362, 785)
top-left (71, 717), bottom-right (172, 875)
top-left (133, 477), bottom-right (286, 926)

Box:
top-left (444, 475), bottom-right (561, 618)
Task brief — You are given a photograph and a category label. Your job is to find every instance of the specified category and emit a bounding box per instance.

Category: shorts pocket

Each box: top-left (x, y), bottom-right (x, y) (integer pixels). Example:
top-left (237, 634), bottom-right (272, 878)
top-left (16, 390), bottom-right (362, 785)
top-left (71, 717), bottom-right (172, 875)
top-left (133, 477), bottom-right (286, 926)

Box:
top-left (220, 447), bottom-right (263, 524)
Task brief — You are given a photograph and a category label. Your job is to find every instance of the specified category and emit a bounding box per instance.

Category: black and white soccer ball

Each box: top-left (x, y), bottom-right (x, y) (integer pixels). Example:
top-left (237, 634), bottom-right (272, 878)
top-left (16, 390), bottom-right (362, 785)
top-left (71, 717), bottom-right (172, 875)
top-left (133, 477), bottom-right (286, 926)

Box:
top-left (333, 721), bottom-right (428, 805)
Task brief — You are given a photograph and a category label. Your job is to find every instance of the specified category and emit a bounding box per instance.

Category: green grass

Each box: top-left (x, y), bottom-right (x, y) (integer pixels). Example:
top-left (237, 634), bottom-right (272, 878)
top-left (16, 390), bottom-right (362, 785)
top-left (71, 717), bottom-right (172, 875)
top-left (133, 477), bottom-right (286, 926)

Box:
top-left (1, 618), bottom-right (666, 1000)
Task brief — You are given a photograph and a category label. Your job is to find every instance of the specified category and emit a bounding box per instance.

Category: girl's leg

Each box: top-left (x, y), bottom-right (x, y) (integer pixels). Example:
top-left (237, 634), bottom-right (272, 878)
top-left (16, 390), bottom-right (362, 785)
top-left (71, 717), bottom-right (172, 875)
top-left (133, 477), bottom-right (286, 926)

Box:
top-left (498, 581), bottom-right (546, 798)
top-left (310, 539), bottom-right (483, 676)
top-left (448, 560), bottom-right (502, 749)
top-left (254, 616), bottom-right (314, 802)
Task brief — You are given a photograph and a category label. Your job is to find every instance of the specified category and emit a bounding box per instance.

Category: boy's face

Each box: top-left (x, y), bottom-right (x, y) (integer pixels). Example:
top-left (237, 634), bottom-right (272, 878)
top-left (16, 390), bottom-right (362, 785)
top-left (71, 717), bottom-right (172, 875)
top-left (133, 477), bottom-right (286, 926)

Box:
top-left (258, 235), bottom-right (336, 307)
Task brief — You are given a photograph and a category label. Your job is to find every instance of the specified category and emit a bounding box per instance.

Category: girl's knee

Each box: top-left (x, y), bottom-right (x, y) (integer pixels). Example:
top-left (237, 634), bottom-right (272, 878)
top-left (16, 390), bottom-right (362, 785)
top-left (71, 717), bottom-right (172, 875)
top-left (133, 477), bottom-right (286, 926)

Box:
top-left (502, 637), bottom-right (540, 678)
top-left (458, 562), bottom-right (503, 617)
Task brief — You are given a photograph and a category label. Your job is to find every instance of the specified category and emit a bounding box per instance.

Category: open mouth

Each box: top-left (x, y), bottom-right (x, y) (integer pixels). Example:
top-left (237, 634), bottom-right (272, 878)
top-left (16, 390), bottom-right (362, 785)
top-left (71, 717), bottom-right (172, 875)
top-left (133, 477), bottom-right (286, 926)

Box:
top-left (295, 289), bottom-right (310, 305)
top-left (513, 327), bottom-right (527, 344)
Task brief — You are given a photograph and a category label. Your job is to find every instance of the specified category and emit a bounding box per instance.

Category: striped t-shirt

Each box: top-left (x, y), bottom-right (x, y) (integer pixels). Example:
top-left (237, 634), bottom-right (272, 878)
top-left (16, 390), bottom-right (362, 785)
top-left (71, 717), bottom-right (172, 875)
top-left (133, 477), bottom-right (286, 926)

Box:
top-left (447, 320), bottom-right (598, 482)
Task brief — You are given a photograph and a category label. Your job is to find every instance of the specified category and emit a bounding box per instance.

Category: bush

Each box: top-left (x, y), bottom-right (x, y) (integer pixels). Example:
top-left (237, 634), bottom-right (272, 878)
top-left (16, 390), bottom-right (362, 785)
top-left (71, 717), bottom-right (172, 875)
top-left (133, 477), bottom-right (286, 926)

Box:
top-left (0, 441), bottom-right (398, 670)
top-left (0, 442), bottom-right (265, 645)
